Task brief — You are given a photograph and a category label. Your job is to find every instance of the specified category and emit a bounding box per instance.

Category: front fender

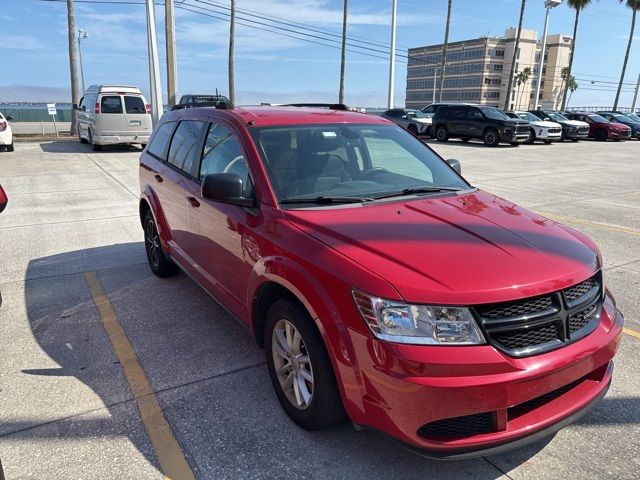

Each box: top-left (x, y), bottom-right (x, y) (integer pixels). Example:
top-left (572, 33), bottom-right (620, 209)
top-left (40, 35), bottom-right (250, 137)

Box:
top-left (141, 185), bottom-right (172, 252)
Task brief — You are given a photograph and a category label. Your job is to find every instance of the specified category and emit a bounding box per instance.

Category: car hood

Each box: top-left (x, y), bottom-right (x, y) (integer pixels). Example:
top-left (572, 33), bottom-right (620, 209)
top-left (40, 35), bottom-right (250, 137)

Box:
top-left (609, 122), bottom-right (631, 130)
top-left (531, 120), bottom-right (561, 129)
top-left (561, 119), bottom-right (589, 128)
top-left (414, 118), bottom-right (432, 124)
top-left (284, 190), bottom-right (600, 305)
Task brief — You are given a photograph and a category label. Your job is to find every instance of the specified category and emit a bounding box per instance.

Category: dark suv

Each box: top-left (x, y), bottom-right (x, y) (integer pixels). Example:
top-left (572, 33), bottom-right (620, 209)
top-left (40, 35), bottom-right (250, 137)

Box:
top-left (528, 110), bottom-right (590, 141)
top-left (432, 105), bottom-right (529, 146)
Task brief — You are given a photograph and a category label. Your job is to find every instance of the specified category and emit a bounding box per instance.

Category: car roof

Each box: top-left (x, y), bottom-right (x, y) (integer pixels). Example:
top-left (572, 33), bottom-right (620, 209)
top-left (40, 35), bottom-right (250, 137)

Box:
top-left (166, 105), bottom-right (389, 127)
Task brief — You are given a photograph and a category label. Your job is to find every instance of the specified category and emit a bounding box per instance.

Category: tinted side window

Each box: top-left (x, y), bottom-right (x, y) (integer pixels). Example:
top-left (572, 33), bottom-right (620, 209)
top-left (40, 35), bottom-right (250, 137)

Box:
top-left (423, 106), bottom-right (434, 113)
top-left (167, 120), bottom-right (206, 172)
top-left (100, 96), bottom-right (123, 114)
top-left (199, 124), bottom-right (249, 188)
top-left (449, 107), bottom-right (467, 119)
top-left (467, 108), bottom-right (483, 119)
top-left (125, 96), bottom-right (146, 114)
top-left (147, 121), bottom-right (177, 160)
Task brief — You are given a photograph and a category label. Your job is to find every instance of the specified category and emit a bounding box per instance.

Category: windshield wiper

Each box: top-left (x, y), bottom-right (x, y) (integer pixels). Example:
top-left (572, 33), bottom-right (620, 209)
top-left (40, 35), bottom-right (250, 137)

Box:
top-left (279, 195), bottom-right (373, 205)
top-left (371, 186), bottom-right (464, 200)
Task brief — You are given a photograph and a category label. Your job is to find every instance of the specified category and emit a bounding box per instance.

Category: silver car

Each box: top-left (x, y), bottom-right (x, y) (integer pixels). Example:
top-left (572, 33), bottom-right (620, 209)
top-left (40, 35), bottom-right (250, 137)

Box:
top-left (379, 108), bottom-right (432, 136)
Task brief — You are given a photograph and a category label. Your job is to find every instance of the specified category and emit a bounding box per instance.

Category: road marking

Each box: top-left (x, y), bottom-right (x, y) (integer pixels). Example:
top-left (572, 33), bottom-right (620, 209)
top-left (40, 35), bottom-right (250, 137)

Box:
top-left (537, 212), bottom-right (640, 237)
top-left (623, 327), bottom-right (640, 340)
top-left (84, 271), bottom-right (195, 480)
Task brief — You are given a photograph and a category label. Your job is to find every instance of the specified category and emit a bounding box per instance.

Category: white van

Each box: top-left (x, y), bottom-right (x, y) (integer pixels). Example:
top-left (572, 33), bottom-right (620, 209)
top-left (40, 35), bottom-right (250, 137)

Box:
top-left (77, 85), bottom-right (152, 151)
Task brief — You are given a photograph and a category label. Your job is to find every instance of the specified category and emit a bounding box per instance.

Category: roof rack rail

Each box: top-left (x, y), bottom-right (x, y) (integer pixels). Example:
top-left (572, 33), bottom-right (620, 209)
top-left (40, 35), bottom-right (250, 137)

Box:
top-left (170, 101), bottom-right (234, 111)
top-left (284, 103), bottom-right (349, 111)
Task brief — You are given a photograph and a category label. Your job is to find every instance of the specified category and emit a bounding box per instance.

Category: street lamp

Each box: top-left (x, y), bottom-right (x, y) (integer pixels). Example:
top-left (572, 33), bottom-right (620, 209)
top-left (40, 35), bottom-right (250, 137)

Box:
top-left (533, 0), bottom-right (562, 109)
top-left (77, 29), bottom-right (89, 94)
top-left (433, 67), bottom-right (441, 104)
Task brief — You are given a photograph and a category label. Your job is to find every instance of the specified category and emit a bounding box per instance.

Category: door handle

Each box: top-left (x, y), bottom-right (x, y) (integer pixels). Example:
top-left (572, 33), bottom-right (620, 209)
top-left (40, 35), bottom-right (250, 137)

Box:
top-left (154, 174), bottom-right (163, 183)
top-left (187, 196), bottom-right (200, 208)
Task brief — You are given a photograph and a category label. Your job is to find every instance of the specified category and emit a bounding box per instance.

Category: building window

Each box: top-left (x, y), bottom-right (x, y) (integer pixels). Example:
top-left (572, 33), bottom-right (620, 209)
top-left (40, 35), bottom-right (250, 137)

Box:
top-left (493, 64), bottom-right (503, 72)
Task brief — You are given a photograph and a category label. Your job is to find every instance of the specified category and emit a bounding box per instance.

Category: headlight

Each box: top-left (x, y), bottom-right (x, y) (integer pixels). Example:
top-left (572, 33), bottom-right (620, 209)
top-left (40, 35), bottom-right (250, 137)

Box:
top-left (503, 127), bottom-right (513, 134)
top-left (352, 290), bottom-right (485, 345)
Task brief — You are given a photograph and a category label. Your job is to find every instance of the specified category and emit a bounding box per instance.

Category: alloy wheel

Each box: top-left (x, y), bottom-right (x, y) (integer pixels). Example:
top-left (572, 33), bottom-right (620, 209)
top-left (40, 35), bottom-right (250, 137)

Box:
top-left (271, 319), bottom-right (314, 410)
top-left (145, 217), bottom-right (161, 268)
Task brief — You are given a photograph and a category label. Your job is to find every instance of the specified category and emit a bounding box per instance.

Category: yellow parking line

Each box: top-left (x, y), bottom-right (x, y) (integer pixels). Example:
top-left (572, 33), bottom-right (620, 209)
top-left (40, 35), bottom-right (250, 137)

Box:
top-left (537, 212), bottom-right (640, 237)
top-left (84, 272), bottom-right (195, 480)
top-left (623, 327), bottom-right (640, 340)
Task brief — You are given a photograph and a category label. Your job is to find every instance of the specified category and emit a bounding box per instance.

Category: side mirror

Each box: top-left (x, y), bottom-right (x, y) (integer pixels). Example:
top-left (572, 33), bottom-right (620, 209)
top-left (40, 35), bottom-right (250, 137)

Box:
top-left (5, 116), bottom-right (13, 121)
top-left (446, 158), bottom-right (462, 174)
top-left (401, 115), bottom-right (408, 119)
top-left (201, 173), bottom-right (253, 207)
top-left (0, 185), bottom-right (8, 214)
top-left (73, 104), bottom-right (79, 110)
top-left (82, 105), bottom-right (87, 111)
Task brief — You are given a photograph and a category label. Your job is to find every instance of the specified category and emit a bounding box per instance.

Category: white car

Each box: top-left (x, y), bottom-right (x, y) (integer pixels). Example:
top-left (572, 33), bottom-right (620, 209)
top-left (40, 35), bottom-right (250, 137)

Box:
top-left (0, 112), bottom-right (14, 152)
top-left (506, 111), bottom-right (562, 144)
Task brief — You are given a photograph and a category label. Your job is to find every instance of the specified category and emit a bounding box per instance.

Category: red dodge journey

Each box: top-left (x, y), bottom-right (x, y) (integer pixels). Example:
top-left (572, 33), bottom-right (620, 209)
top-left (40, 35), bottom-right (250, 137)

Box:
top-left (138, 104), bottom-right (623, 458)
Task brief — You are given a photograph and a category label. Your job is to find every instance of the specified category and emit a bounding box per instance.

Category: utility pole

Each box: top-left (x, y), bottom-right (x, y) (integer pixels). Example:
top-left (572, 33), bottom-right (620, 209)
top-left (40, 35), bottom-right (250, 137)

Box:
top-left (66, 0), bottom-right (79, 136)
top-left (387, 0), bottom-right (398, 109)
top-left (228, 0), bottom-right (236, 104)
top-left (146, 0), bottom-right (163, 124)
top-left (632, 72), bottom-right (640, 111)
top-left (339, 0), bottom-right (348, 104)
top-left (78, 29), bottom-right (88, 94)
top-left (165, 0), bottom-right (178, 107)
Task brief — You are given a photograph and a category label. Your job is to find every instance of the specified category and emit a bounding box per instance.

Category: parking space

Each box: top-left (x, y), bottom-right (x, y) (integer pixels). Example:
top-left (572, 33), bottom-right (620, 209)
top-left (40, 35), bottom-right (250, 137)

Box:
top-left (0, 139), bottom-right (638, 479)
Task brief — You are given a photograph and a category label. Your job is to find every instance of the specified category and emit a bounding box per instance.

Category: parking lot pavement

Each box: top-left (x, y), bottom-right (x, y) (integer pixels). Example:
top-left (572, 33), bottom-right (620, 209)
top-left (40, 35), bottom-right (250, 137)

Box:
top-left (0, 140), bottom-right (638, 479)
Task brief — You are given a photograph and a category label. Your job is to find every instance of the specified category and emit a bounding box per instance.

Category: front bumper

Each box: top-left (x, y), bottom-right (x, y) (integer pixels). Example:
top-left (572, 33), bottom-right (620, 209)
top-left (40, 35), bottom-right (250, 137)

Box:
top-left (609, 130), bottom-right (632, 140)
top-left (538, 129), bottom-right (562, 141)
top-left (563, 128), bottom-right (589, 140)
top-left (340, 294), bottom-right (623, 458)
top-left (0, 130), bottom-right (12, 145)
top-left (95, 134), bottom-right (150, 145)
top-left (499, 131), bottom-right (529, 143)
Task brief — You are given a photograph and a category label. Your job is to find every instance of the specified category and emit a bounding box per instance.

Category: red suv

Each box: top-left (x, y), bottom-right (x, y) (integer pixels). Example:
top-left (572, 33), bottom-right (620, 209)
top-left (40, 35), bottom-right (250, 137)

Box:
top-left (563, 112), bottom-right (632, 141)
top-left (139, 105), bottom-right (623, 458)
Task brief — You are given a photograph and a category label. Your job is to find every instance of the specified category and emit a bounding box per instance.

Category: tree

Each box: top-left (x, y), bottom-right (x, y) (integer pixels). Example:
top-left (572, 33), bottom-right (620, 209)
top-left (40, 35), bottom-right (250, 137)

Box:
top-left (504, 0), bottom-right (527, 110)
top-left (614, 0), bottom-right (640, 109)
top-left (339, 0), bottom-right (348, 104)
top-left (516, 67), bottom-right (532, 109)
top-left (562, 0), bottom-right (593, 110)
top-left (566, 76), bottom-right (579, 106)
top-left (66, 0), bottom-right (79, 136)
top-left (228, 0), bottom-right (236, 104)
top-left (438, 0), bottom-right (452, 102)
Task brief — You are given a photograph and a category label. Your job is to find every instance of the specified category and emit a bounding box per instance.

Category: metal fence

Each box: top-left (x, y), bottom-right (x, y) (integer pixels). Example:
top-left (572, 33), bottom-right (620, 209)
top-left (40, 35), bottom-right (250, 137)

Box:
top-left (0, 106), bottom-right (73, 122)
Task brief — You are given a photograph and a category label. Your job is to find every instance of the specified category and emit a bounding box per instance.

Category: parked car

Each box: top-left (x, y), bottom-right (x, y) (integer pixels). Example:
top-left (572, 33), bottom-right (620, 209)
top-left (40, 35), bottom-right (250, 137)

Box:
top-left (178, 94), bottom-right (230, 106)
top-left (379, 108), bottom-right (432, 136)
top-left (139, 104), bottom-right (622, 458)
top-left (432, 104), bottom-right (530, 146)
top-left (76, 85), bottom-right (152, 151)
top-left (421, 102), bottom-right (475, 116)
top-left (596, 112), bottom-right (640, 139)
top-left (0, 112), bottom-right (14, 152)
top-left (504, 111), bottom-right (562, 144)
top-left (563, 112), bottom-right (632, 141)
top-left (528, 110), bottom-right (589, 141)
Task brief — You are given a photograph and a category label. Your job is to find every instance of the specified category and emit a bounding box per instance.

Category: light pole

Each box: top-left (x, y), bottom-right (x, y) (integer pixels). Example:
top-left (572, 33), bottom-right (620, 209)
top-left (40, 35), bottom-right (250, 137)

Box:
top-left (433, 67), bottom-right (440, 104)
top-left (146, 0), bottom-right (164, 124)
top-left (533, 0), bottom-right (562, 109)
top-left (387, 0), bottom-right (398, 108)
top-left (77, 29), bottom-right (88, 94)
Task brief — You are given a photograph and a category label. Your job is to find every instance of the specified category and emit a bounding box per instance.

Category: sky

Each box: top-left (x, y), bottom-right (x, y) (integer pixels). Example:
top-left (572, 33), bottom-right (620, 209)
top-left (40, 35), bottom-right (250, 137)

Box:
top-left (2, 0), bottom-right (640, 108)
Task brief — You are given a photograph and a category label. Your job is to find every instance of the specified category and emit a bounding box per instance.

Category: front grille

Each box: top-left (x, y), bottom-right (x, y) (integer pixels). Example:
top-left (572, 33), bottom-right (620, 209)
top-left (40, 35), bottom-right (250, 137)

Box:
top-left (516, 125), bottom-right (529, 134)
top-left (578, 127), bottom-right (590, 134)
top-left (473, 273), bottom-right (602, 357)
top-left (508, 376), bottom-right (584, 421)
top-left (418, 412), bottom-right (494, 439)
top-left (548, 127), bottom-right (562, 134)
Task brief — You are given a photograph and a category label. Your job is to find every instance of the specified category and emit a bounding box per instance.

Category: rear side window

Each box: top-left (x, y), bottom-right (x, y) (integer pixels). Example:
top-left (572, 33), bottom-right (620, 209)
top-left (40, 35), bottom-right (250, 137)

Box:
top-left (167, 120), bottom-right (206, 173)
top-left (100, 96), bottom-right (123, 114)
top-left (124, 96), bottom-right (146, 114)
top-left (147, 121), bottom-right (177, 160)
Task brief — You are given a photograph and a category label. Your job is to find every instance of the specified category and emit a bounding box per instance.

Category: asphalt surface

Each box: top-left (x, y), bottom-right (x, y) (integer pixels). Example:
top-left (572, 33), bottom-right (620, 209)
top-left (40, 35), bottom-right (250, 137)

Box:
top-left (0, 138), bottom-right (638, 479)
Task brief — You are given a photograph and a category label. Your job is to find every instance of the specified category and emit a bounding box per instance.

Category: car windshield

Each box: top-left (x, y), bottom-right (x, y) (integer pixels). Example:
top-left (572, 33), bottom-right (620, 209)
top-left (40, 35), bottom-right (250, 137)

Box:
top-left (546, 112), bottom-right (568, 121)
top-left (613, 114), bottom-right (633, 122)
top-left (504, 112), bottom-right (518, 119)
top-left (625, 112), bottom-right (640, 121)
top-left (250, 124), bottom-right (470, 205)
top-left (517, 112), bottom-right (539, 122)
top-left (480, 107), bottom-right (509, 120)
top-left (589, 114), bottom-right (609, 123)
top-left (192, 95), bottom-right (229, 103)
top-left (407, 109), bottom-right (429, 118)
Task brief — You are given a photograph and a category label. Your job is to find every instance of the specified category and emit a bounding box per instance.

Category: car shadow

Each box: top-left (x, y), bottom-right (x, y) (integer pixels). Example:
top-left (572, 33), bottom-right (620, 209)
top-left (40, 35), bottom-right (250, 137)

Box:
top-left (39, 141), bottom-right (143, 153)
top-left (10, 242), bottom-right (636, 478)
top-left (422, 139), bottom-right (528, 148)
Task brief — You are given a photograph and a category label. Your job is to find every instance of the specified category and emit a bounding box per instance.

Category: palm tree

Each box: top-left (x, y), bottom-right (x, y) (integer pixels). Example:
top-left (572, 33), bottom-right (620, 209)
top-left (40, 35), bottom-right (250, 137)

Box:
top-left (614, 0), bottom-right (640, 109)
top-left (228, 0), bottom-right (236, 104)
top-left (504, 0), bottom-right (527, 110)
top-left (562, 0), bottom-right (593, 110)
top-left (566, 76), bottom-right (579, 107)
top-left (516, 67), bottom-right (532, 109)
top-left (437, 0), bottom-right (452, 102)
top-left (339, 0), bottom-right (348, 104)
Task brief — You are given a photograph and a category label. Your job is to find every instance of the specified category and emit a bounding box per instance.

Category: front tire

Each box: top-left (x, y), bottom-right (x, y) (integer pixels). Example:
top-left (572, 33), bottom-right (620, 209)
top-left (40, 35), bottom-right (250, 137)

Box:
top-left (595, 129), bottom-right (608, 141)
top-left (407, 124), bottom-right (418, 136)
top-left (483, 128), bottom-right (499, 147)
top-left (143, 210), bottom-right (179, 277)
top-left (527, 129), bottom-right (536, 144)
top-left (265, 299), bottom-right (345, 430)
top-left (435, 126), bottom-right (449, 142)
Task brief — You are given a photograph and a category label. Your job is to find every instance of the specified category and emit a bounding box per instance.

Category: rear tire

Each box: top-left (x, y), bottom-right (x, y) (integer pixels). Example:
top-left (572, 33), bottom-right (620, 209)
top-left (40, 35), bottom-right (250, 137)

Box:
top-left (435, 126), bottom-right (449, 142)
top-left (527, 129), bottom-right (536, 144)
top-left (143, 210), bottom-right (179, 278)
top-left (265, 299), bottom-right (345, 430)
top-left (483, 128), bottom-right (499, 147)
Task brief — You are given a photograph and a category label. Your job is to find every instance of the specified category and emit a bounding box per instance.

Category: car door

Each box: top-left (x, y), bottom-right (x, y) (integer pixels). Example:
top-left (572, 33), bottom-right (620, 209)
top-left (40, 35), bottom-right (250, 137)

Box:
top-left (183, 121), bottom-right (254, 318)
top-left (123, 95), bottom-right (152, 140)
top-left (447, 107), bottom-right (467, 136)
top-left (465, 107), bottom-right (484, 137)
top-left (96, 94), bottom-right (127, 137)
